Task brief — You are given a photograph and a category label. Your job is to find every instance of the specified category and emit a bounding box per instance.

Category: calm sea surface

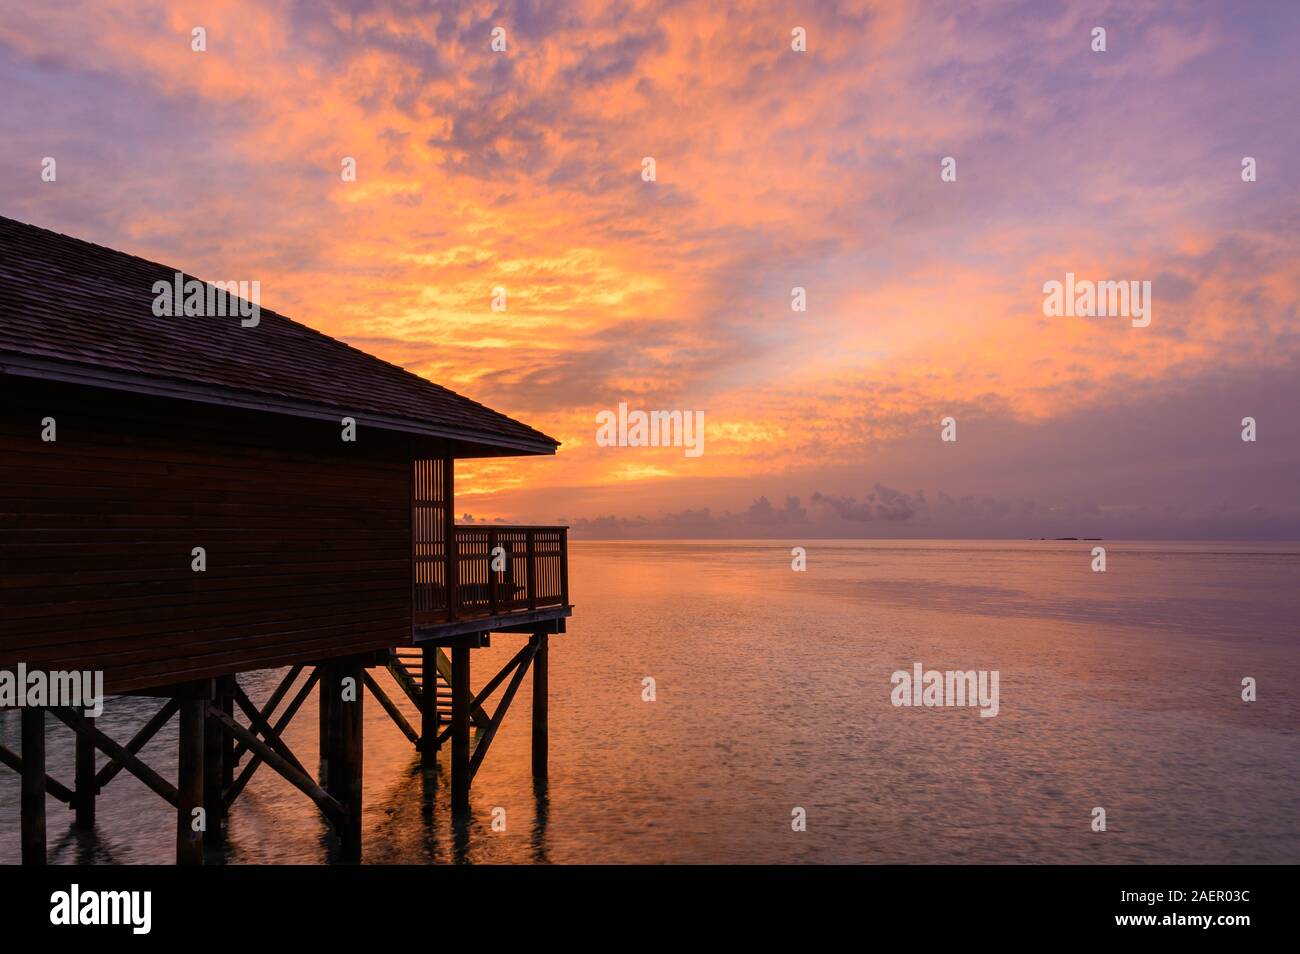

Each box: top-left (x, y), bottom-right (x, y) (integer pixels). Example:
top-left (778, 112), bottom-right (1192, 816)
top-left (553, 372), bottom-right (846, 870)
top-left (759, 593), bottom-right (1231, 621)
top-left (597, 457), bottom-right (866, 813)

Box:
top-left (3, 539), bottom-right (1298, 864)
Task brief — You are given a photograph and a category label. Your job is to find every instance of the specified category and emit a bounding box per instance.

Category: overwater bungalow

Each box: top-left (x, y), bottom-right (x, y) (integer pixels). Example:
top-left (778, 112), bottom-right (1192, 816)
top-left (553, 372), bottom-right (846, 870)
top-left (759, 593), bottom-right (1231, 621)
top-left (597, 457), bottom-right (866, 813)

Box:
top-left (0, 214), bottom-right (571, 863)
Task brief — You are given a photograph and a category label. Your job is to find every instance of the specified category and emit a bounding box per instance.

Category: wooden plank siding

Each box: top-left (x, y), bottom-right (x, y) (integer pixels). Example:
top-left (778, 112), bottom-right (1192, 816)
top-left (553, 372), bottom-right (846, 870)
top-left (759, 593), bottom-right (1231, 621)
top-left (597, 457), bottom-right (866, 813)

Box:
top-left (1, 378), bottom-right (418, 693)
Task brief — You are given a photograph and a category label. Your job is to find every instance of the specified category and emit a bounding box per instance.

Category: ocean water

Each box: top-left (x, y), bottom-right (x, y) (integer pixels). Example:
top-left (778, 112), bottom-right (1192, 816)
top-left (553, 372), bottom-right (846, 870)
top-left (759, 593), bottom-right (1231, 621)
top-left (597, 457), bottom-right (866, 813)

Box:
top-left (2, 539), bottom-right (1297, 864)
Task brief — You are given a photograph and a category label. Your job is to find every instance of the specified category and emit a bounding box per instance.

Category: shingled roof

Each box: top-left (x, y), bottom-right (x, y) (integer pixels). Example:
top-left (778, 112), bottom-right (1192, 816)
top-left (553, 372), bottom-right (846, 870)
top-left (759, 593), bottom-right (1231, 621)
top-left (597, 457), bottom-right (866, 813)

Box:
top-left (0, 214), bottom-right (558, 454)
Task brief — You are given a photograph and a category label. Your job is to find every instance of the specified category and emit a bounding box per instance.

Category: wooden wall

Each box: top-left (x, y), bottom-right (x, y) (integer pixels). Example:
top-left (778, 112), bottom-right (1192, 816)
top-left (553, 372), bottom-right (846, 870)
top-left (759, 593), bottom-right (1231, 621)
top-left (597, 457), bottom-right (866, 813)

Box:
top-left (1, 376), bottom-right (417, 692)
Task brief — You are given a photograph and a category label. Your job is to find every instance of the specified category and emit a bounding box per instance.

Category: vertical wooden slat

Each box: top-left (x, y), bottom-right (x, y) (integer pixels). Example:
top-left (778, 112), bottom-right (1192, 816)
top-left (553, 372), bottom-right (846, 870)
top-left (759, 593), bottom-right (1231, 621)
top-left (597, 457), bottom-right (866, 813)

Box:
top-left (444, 456), bottom-right (457, 621)
top-left (488, 527), bottom-right (499, 615)
top-left (410, 458), bottom-right (418, 626)
top-left (526, 530), bottom-right (537, 610)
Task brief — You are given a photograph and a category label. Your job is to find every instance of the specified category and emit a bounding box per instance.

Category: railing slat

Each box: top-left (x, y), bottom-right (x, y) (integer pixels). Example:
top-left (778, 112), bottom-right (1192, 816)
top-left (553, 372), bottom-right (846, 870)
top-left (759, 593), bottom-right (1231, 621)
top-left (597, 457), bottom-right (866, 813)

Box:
top-left (415, 517), bottom-right (567, 624)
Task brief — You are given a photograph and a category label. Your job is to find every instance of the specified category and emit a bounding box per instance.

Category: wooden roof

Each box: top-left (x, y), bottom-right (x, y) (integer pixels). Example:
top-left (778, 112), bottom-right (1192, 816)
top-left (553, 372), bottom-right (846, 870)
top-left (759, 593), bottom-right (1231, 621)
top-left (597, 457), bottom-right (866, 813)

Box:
top-left (0, 215), bottom-right (558, 455)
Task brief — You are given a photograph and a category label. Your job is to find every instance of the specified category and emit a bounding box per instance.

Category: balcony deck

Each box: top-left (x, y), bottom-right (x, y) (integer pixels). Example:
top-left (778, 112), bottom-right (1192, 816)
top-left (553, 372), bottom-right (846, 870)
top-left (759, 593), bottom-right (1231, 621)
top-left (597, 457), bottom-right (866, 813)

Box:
top-left (412, 524), bottom-right (570, 642)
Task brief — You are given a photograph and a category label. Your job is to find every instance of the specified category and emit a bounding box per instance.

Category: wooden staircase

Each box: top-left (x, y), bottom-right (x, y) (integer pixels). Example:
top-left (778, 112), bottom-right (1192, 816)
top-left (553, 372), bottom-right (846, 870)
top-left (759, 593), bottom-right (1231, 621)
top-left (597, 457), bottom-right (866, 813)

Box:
top-left (386, 648), bottom-right (487, 728)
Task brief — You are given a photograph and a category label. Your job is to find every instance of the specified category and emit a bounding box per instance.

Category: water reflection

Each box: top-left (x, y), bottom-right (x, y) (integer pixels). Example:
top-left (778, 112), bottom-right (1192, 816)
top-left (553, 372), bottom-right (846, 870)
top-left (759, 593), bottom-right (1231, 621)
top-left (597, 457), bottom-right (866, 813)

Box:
top-left (4, 541), bottom-right (1298, 864)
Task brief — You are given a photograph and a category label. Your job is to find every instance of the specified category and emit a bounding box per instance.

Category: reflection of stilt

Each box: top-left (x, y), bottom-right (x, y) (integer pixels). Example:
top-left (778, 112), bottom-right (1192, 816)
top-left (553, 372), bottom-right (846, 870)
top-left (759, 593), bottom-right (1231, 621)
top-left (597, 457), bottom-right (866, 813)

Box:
top-left (531, 776), bottom-right (550, 864)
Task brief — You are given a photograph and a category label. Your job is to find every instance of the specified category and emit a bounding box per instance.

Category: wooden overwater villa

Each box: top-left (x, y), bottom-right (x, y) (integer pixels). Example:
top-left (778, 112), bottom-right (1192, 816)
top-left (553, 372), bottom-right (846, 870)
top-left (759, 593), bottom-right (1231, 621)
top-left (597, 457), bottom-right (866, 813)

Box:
top-left (0, 215), bottom-right (571, 864)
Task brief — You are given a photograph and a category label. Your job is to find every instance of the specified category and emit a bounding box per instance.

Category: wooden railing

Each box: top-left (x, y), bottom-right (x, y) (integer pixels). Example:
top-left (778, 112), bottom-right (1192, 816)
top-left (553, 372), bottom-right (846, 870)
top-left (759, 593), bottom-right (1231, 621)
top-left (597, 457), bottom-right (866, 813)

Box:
top-left (413, 525), bottom-right (568, 626)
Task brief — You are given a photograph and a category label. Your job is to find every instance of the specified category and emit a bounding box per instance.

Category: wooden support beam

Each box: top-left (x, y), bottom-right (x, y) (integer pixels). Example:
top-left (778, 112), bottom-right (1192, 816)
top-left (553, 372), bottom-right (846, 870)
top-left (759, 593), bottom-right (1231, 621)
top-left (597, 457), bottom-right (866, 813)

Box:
top-left (420, 643), bottom-right (438, 763)
top-left (320, 660), bottom-right (365, 861)
top-left (468, 642), bottom-right (535, 779)
top-left (233, 684), bottom-right (309, 778)
top-left (95, 698), bottom-right (178, 789)
top-left (211, 704), bottom-right (344, 829)
top-left (176, 696), bottom-right (205, 866)
top-left (74, 718), bottom-right (96, 829)
top-left (51, 707), bottom-right (178, 808)
top-left (385, 653), bottom-right (423, 709)
top-left (340, 661), bottom-right (364, 862)
top-left (231, 666), bottom-right (302, 762)
top-left (204, 691), bottom-right (225, 849)
top-left (220, 686), bottom-right (235, 791)
top-left (533, 632), bottom-right (549, 779)
top-left (318, 664), bottom-right (333, 790)
top-left (435, 642), bottom-right (532, 748)
top-left (451, 645), bottom-right (471, 813)
top-left (21, 708), bottom-right (46, 865)
top-left (226, 668), bottom-right (319, 806)
top-left (0, 742), bottom-right (74, 804)
top-left (363, 670), bottom-right (419, 746)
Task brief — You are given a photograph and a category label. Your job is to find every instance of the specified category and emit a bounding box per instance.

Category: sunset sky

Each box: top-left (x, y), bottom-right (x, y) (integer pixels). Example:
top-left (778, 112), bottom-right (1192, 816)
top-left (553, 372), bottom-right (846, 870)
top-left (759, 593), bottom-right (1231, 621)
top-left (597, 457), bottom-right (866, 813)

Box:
top-left (3, 0), bottom-right (1297, 538)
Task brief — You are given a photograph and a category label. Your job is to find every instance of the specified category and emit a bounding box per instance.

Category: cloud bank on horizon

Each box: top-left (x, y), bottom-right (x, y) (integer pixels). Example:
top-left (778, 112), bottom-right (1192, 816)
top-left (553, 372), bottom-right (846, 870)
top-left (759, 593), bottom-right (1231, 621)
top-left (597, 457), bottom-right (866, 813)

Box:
top-left (2, 0), bottom-right (1297, 538)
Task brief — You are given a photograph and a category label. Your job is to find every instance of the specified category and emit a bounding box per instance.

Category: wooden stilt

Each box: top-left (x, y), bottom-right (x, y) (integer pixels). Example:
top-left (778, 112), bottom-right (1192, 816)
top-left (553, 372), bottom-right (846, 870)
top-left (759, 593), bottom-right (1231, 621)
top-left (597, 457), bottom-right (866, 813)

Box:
top-left (318, 664), bottom-right (334, 790)
top-left (421, 643), bottom-right (439, 764)
top-left (74, 715), bottom-right (96, 830)
top-left (451, 645), bottom-right (471, 813)
top-left (20, 707), bottom-right (46, 865)
top-left (176, 695), bottom-right (205, 865)
top-left (339, 659), bottom-right (364, 862)
top-left (532, 632), bottom-right (549, 779)
top-left (221, 679), bottom-right (235, 791)
top-left (320, 660), bottom-right (364, 861)
top-left (204, 687), bottom-right (225, 849)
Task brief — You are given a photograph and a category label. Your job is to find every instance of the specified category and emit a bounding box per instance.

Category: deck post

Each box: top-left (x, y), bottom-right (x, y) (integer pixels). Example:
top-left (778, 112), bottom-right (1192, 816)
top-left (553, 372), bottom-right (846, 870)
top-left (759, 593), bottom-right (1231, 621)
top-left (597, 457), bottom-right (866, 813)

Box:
top-left (451, 644), bottom-right (471, 813)
top-left (421, 643), bottom-right (439, 765)
top-left (73, 715), bottom-right (96, 830)
top-left (176, 693), bottom-right (205, 866)
top-left (532, 631), bottom-right (549, 779)
top-left (20, 707), bottom-right (46, 865)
